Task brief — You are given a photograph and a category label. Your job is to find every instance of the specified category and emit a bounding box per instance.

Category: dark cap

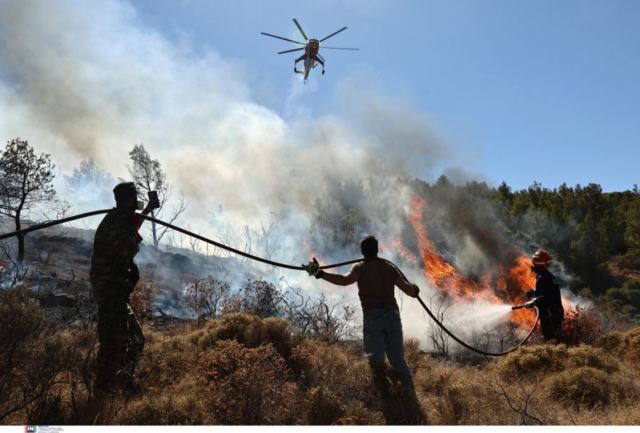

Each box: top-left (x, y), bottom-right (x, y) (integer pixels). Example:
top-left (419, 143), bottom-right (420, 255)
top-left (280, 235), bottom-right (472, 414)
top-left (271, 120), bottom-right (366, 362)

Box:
top-left (113, 182), bottom-right (137, 204)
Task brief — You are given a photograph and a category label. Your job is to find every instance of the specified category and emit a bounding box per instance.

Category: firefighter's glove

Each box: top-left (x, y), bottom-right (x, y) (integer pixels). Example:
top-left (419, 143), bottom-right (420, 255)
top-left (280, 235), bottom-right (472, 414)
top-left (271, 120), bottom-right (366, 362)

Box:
top-left (410, 283), bottom-right (420, 298)
top-left (303, 258), bottom-right (323, 279)
top-left (526, 289), bottom-right (535, 299)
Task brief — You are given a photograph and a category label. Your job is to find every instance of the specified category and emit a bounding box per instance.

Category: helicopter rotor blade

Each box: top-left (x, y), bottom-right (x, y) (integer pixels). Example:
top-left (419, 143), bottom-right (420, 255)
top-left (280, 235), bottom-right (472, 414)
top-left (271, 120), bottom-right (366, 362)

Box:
top-left (292, 18), bottom-right (309, 40)
top-left (278, 47), bottom-right (306, 55)
top-left (320, 26), bottom-right (348, 42)
top-left (261, 32), bottom-right (305, 45)
top-left (321, 46), bottom-right (360, 51)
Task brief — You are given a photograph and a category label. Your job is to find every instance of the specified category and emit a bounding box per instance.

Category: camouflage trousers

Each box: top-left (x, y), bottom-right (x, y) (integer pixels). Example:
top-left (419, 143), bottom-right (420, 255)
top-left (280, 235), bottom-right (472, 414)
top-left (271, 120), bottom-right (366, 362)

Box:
top-left (95, 293), bottom-right (145, 392)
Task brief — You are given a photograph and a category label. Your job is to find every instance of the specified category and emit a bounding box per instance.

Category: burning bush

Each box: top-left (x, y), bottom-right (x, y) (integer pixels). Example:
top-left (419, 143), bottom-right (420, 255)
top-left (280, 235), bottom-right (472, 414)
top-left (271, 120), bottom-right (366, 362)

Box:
top-left (562, 305), bottom-right (603, 346)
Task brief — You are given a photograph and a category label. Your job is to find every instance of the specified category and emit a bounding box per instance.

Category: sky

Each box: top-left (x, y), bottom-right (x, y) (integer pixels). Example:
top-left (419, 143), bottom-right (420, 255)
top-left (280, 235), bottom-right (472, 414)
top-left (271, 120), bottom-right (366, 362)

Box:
top-left (133, 0), bottom-right (640, 192)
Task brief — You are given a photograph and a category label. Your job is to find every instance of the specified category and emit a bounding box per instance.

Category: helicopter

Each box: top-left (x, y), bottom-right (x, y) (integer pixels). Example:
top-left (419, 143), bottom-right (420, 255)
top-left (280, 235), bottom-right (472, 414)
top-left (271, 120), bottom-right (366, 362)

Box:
top-left (261, 18), bottom-right (359, 81)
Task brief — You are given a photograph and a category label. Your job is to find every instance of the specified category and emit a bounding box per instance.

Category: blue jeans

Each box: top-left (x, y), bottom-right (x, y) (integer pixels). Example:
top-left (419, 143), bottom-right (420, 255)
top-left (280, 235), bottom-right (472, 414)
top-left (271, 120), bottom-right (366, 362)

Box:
top-left (363, 308), bottom-right (415, 393)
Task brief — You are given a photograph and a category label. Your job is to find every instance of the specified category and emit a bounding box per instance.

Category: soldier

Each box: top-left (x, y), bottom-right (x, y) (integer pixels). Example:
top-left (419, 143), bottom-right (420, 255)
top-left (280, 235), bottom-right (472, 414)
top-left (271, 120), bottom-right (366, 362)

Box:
top-left (303, 236), bottom-right (422, 420)
top-left (90, 182), bottom-right (158, 392)
top-left (526, 249), bottom-right (565, 342)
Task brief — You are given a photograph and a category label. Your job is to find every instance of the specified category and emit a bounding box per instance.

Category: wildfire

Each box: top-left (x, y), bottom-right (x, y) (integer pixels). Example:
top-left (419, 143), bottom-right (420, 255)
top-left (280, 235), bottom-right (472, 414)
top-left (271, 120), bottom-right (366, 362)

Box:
top-left (407, 194), bottom-right (537, 329)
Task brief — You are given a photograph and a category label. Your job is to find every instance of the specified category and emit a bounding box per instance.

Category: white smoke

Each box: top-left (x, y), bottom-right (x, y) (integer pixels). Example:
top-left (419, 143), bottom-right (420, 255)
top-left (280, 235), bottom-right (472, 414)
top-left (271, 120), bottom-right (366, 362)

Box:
top-left (0, 0), bottom-right (516, 349)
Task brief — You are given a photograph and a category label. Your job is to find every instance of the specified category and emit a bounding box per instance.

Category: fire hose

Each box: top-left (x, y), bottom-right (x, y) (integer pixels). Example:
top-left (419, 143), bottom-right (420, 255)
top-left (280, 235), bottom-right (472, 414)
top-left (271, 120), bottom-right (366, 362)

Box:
top-left (383, 259), bottom-right (540, 357)
top-left (0, 209), bottom-right (361, 270)
top-left (0, 208), bottom-right (539, 356)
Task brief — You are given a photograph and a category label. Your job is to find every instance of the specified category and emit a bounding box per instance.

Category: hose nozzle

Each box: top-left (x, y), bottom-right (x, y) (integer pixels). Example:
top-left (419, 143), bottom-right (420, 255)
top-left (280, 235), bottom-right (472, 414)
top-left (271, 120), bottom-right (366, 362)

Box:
top-left (512, 296), bottom-right (543, 310)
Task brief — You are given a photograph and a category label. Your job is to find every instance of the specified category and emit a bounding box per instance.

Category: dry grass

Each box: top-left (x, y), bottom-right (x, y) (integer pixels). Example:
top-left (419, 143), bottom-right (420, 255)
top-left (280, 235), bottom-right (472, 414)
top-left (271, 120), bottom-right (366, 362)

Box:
top-left (2, 285), bottom-right (640, 425)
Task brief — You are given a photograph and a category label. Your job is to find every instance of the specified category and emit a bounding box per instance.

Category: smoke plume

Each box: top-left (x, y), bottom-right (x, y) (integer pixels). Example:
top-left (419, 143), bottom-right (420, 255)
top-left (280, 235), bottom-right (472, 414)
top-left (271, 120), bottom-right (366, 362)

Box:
top-left (0, 0), bottom-right (570, 351)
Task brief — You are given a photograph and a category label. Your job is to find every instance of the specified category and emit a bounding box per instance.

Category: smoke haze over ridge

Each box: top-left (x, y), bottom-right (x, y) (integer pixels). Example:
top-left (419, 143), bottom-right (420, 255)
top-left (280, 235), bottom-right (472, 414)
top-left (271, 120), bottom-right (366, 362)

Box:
top-left (0, 0), bottom-right (561, 349)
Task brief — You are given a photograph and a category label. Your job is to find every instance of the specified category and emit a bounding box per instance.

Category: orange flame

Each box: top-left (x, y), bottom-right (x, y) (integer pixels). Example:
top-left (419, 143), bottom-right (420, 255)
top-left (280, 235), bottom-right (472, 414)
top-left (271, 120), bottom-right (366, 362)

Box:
top-left (407, 194), bottom-right (537, 329)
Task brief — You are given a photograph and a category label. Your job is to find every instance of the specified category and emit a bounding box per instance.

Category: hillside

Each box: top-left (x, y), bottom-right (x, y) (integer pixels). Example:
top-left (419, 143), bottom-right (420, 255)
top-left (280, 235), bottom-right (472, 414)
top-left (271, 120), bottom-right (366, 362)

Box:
top-left (2, 285), bottom-right (640, 425)
top-left (1, 224), bottom-right (640, 425)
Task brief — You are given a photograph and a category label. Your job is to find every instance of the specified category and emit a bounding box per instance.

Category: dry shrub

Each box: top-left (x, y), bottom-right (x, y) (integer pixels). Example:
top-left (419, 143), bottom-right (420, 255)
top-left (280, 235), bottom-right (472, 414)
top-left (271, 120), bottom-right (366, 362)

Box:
top-left (190, 313), bottom-right (294, 358)
top-left (196, 340), bottom-right (298, 424)
top-left (432, 382), bottom-right (470, 425)
top-left (0, 286), bottom-right (98, 425)
top-left (183, 276), bottom-right (230, 320)
top-left (289, 341), bottom-right (375, 404)
top-left (129, 276), bottom-right (155, 321)
top-left (404, 338), bottom-right (422, 371)
top-left (306, 387), bottom-right (344, 425)
top-left (498, 344), bottom-right (620, 381)
top-left (139, 333), bottom-right (195, 388)
top-left (259, 316), bottom-right (296, 359)
top-left (413, 356), bottom-right (448, 395)
top-left (596, 326), bottom-right (640, 370)
top-left (597, 332), bottom-right (625, 352)
top-left (497, 344), bottom-right (568, 380)
top-left (117, 385), bottom-right (210, 424)
top-left (337, 401), bottom-right (385, 425)
top-left (563, 306), bottom-right (603, 346)
top-left (564, 345), bottom-right (619, 373)
top-left (547, 367), bottom-right (638, 408)
top-left (414, 363), bottom-right (479, 425)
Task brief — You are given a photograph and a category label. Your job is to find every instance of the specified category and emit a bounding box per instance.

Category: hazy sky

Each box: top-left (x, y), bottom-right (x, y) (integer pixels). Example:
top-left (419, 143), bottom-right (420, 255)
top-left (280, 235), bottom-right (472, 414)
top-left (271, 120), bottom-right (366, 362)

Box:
top-left (133, 0), bottom-right (640, 191)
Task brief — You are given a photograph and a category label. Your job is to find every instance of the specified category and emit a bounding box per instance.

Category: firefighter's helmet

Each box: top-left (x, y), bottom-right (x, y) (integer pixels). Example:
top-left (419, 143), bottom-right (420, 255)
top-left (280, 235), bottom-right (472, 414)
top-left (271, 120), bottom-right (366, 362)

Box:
top-left (532, 249), bottom-right (552, 267)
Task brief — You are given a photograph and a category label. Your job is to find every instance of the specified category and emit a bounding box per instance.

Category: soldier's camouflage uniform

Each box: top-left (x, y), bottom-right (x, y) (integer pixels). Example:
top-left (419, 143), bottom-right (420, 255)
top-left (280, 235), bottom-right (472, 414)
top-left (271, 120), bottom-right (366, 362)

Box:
top-left (90, 208), bottom-right (145, 391)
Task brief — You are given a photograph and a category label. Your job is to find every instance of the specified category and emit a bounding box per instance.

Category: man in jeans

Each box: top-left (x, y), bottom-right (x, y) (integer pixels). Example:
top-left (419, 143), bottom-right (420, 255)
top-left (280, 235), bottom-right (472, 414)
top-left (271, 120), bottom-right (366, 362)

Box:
top-left (304, 235), bottom-right (420, 402)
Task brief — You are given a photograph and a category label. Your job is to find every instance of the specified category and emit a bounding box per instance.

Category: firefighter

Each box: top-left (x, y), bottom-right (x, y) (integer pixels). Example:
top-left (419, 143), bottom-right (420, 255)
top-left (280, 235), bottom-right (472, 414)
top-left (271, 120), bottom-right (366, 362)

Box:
top-left (90, 182), bottom-right (158, 393)
top-left (303, 236), bottom-right (421, 411)
top-left (526, 249), bottom-right (565, 342)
